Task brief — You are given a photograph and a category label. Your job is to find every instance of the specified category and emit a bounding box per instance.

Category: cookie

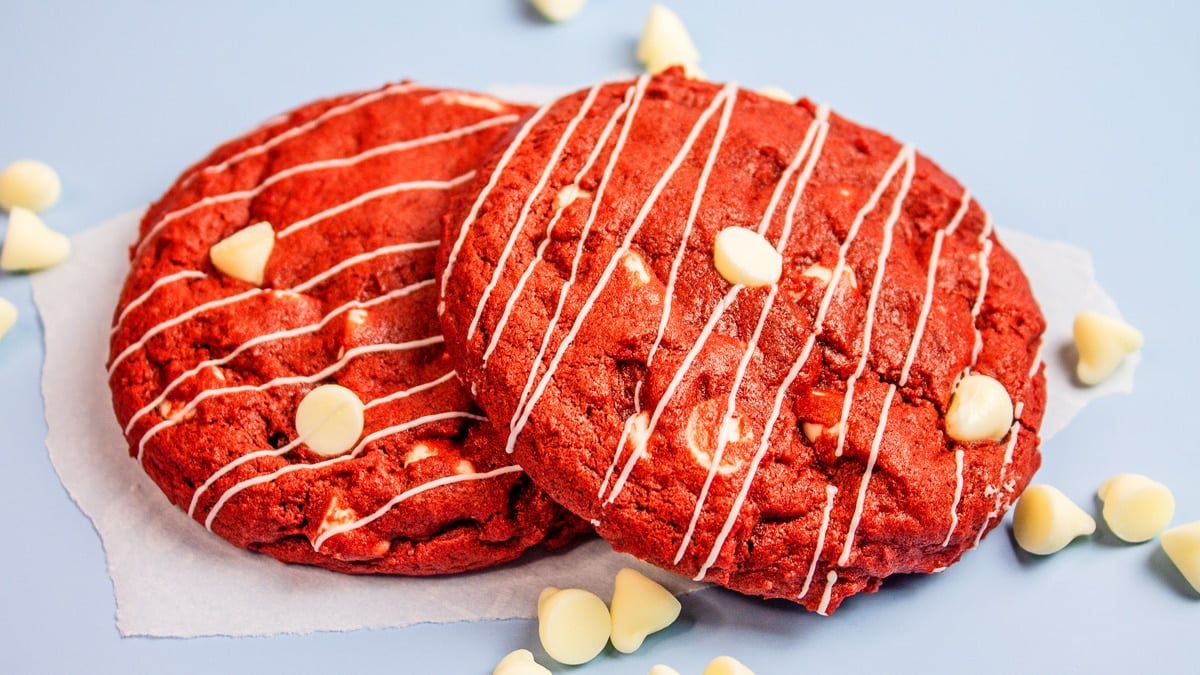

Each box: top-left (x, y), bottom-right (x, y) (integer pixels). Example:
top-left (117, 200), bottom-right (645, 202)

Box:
top-left (108, 82), bottom-right (586, 574)
top-left (437, 71), bottom-right (1046, 611)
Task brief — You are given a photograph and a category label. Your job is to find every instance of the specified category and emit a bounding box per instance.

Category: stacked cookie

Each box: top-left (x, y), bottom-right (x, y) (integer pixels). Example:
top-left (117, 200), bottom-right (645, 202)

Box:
top-left (108, 70), bottom-right (1046, 612)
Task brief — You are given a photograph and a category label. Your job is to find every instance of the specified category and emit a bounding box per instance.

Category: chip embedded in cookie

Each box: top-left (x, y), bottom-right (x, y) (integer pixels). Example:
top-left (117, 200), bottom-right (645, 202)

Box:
top-left (438, 70), bottom-right (1046, 611)
top-left (108, 83), bottom-right (586, 574)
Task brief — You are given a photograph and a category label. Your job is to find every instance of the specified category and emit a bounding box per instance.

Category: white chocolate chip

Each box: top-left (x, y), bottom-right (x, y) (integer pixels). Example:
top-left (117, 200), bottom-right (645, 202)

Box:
top-left (801, 264), bottom-right (857, 290)
top-left (538, 587), bottom-right (611, 665)
top-left (0, 298), bottom-right (17, 341)
top-left (316, 494), bottom-right (357, 536)
top-left (295, 384), bottom-right (365, 457)
top-left (403, 443), bottom-right (436, 467)
top-left (455, 459), bottom-right (475, 475)
top-left (1097, 474), bottom-right (1175, 543)
top-left (157, 399), bottom-right (193, 423)
top-left (703, 655), bottom-right (756, 675)
top-left (346, 308), bottom-right (368, 327)
top-left (757, 86), bottom-right (794, 103)
top-left (944, 373), bottom-right (1014, 442)
top-left (1073, 311), bottom-right (1143, 385)
top-left (209, 221), bottom-right (276, 286)
top-left (0, 207), bottom-right (70, 272)
top-left (801, 421), bottom-right (842, 444)
top-left (1160, 521), bottom-right (1200, 593)
top-left (610, 567), bottom-right (681, 654)
top-left (529, 0), bottom-right (586, 23)
top-left (493, 649), bottom-right (551, 675)
top-left (649, 666), bottom-right (682, 675)
top-left (686, 401), bottom-right (753, 474)
top-left (622, 250), bottom-right (652, 284)
top-left (1012, 484), bottom-right (1096, 555)
top-left (712, 226), bottom-right (782, 288)
top-left (624, 411), bottom-right (652, 458)
top-left (554, 183), bottom-right (590, 210)
top-left (638, 4), bottom-right (701, 76)
top-left (0, 160), bottom-right (61, 212)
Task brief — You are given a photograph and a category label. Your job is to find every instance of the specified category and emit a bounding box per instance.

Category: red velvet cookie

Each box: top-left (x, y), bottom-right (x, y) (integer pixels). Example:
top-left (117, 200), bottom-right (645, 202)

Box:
top-left (438, 71), bottom-right (1046, 611)
top-left (108, 83), bottom-right (585, 574)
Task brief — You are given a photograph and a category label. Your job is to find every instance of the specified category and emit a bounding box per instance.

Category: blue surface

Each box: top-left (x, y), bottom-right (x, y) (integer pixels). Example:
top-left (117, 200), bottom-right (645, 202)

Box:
top-left (2, 1), bottom-right (1197, 672)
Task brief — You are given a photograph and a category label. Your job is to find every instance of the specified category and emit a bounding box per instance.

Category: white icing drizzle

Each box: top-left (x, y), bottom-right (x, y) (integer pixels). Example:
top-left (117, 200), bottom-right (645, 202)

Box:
top-left (646, 83), bottom-right (741, 369)
top-left (124, 279), bottom-right (436, 435)
top-left (312, 465), bottom-right (524, 551)
top-left (134, 115), bottom-right (514, 255)
top-left (501, 78), bottom-right (652, 451)
top-left (465, 83), bottom-right (605, 342)
top-left (816, 570), bottom-right (838, 615)
top-left (123, 86), bottom-right (536, 561)
top-left (508, 84), bottom-right (740, 463)
top-left (135, 338), bottom-right (443, 463)
top-left (203, 410), bottom-right (485, 530)
top-left (276, 174), bottom-right (474, 239)
top-left (837, 385), bottom-right (897, 566)
top-left (670, 104), bottom-right (829, 563)
top-left (942, 448), bottom-right (966, 546)
top-left (832, 147), bottom-right (917, 459)
top-left (897, 190), bottom-right (972, 388)
top-left (184, 82), bottom-right (418, 188)
top-left (362, 371), bottom-right (457, 411)
top-left (967, 213), bottom-right (995, 370)
top-left (110, 270), bottom-right (207, 337)
top-left (798, 485), bottom-right (839, 597)
top-left (695, 109), bottom-right (838, 582)
top-left (185, 371), bottom-right (457, 518)
top-left (482, 85), bottom-right (637, 367)
top-left (439, 100), bottom-right (558, 302)
top-left (419, 91), bottom-right (508, 112)
top-left (108, 239), bottom-right (439, 376)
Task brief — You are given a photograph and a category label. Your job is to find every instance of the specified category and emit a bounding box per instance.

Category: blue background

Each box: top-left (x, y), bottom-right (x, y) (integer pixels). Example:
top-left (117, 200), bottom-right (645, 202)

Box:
top-left (1, 1), bottom-right (1196, 672)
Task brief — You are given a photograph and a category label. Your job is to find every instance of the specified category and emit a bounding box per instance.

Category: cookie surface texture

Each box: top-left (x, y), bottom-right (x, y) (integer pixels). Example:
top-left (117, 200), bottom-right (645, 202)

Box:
top-left (108, 83), bottom-right (584, 574)
top-left (438, 71), bottom-right (1046, 611)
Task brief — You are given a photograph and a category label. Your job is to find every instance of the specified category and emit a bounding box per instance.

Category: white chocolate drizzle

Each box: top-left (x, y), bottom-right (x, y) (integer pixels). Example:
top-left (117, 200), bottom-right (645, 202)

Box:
top-left (135, 114), bottom-right (512, 256)
top-left (465, 83), bottom-right (605, 342)
top-left (113, 86), bottom-right (531, 551)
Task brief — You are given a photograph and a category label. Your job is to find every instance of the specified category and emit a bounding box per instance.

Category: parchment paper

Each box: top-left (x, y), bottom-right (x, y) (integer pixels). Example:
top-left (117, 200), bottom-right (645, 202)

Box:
top-left (32, 214), bottom-right (1136, 638)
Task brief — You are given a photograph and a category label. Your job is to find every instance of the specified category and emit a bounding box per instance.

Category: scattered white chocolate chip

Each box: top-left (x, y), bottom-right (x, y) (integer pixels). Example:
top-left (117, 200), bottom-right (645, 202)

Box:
top-left (537, 587), bottom-right (611, 665)
top-left (1097, 474), bottom-right (1175, 543)
top-left (0, 298), bottom-right (17, 341)
top-left (294, 384), bottom-right (365, 457)
top-left (610, 567), bottom-right (682, 654)
top-left (0, 206), bottom-right (71, 272)
top-left (801, 264), bottom-right (857, 290)
top-left (944, 373), bottom-right (1014, 442)
top-left (1160, 521), bottom-right (1200, 594)
top-left (0, 159), bottom-right (62, 212)
top-left (637, 4), bottom-right (701, 76)
top-left (493, 649), bottom-right (552, 675)
top-left (712, 226), bottom-right (782, 288)
top-left (1073, 311), bottom-right (1143, 385)
top-left (209, 221), bottom-right (276, 286)
top-left (455, 459), bottom-right (475, 475)
top-left (703, 655), bottom-right (756, 675)
top-left (1012, 484), bottom-right (1097, 555)
top-left (649, 666), bottom-right (682, 675)
top-left (757, 86), bottom-right (794, 103)
top-left (529, 0), bottom-right (585, 23)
